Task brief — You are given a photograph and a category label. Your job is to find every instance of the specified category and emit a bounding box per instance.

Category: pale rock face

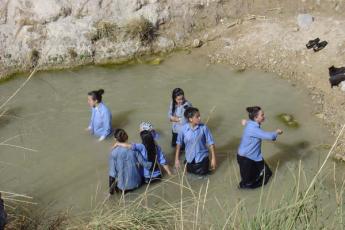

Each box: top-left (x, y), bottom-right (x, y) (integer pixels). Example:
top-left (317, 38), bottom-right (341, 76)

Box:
top-left (0, 0), bottom-right (174, 75)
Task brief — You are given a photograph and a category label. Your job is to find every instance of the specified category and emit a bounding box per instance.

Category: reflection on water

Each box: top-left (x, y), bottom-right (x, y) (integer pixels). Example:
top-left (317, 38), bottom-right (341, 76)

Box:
top-left (0, 51), bottom-right (337, 217)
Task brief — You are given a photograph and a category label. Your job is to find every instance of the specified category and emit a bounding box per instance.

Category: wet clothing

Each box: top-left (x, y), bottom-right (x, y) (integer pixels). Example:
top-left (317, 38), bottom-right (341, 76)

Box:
top-left (237, 120), bottom-right (277, 189)
top-left (186, 156), bottom-right (210, 175)
top-left (177, 123), bottom-right (214, 175)
top-left (238, 120), bottom-right (278, 161)
top-left (131, 143), bottom-right (168, 180)
top-left (168, 101), bottom-right (192, 146)
top-left (89, 102), bottom-right (112, 139)
top-left (108, 146), bottom-right (152, 192)
top-left (0, 198), bottom-right (7, 230)
top-left (237, 155), bottom-right (272, 189)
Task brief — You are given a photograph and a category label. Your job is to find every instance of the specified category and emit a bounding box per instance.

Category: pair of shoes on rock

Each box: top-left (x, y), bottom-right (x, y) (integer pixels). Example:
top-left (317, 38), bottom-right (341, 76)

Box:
top-left (306, 38), bottom-right (328, 52)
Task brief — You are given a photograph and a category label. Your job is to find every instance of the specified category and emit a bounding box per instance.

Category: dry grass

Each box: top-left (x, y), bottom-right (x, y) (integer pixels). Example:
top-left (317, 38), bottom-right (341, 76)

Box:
top-left (91, 21), bottom-right (119, 43)
top-left (125, 16), bottom-right (158, 45)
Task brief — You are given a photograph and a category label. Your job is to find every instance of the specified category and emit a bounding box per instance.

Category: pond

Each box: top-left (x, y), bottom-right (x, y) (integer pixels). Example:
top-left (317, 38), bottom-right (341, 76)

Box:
top-left (0, 51), bottom-right (338, 222)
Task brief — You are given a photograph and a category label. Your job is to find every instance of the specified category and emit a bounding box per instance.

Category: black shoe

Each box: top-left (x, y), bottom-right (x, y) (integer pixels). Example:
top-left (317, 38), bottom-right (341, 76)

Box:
top-left (306, 38), bottom-right (320, 49)
top-left (313, 41), bottom-right (328, 52)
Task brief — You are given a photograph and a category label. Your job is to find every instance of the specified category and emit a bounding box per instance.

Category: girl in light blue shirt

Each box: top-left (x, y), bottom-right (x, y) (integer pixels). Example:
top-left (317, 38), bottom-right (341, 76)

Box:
top-left (114, 122), bottom-right (172, 183)
top-left (87, 89), bottom-right (112, 141)
top-left (168, 88), bottom-right (192, 148)
top-left (237, 106), bottom-right (283, 189)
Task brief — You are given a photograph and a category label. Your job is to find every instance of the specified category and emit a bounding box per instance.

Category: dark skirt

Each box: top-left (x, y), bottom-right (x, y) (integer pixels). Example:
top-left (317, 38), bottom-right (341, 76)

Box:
top-left (171, 131), bottom-right (185, 150)
top-left (144, 174), bottom-right (162, 184)
top-left (109, 176), bottom-right (137, 195)
top-left (237, 155), bottom-right (272, 189)
top-left (186, 157), bottom-right (210, 175)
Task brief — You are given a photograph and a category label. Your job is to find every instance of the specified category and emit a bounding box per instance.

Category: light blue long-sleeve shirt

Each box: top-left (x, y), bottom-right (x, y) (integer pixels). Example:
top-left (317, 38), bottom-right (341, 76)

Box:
top-left (238, 120), bottom-right (278, 161)
top-left (168, 100), bottom-right (192, 133)
top-left (131, 143), bottom-right (168, 179)
top-left (89, 102), bottom-right (112, 138)
top-left (176, 123), bottom-right (215, 163)
top-left (108, 146), bottom-right (152, 191)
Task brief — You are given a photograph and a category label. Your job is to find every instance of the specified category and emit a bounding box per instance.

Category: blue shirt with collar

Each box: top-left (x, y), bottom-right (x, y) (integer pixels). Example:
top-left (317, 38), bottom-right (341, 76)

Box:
top-left (89, 102), bottom-right (112, 138)
top-left (131, 143), bottom-right (168, 179)
top-left (168, 100), bottom-right (192, 133)
top-left (238, 120), bottom-right (278, 161)
top-left (108, 146), bottom-right (152, 191)
top-left (176, 123), bottom-right (215, 163)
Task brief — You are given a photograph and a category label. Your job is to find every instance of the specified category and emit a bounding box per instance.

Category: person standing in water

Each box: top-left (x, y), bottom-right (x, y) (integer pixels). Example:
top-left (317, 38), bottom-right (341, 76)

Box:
top-left (0, 193), bottom-right (7, 230)
top-left (237, 106), bottom-right (283, 189)
top-left (168, 88), bottom-right (192, 148)
top-left (87, 89), bottom-right (112, 141)
top-left (109, 129), bottom-right (152, 194)
top-left (114, 122), bottom-right (172, 183)
top-left (175, 107), bottom-right (216, 175)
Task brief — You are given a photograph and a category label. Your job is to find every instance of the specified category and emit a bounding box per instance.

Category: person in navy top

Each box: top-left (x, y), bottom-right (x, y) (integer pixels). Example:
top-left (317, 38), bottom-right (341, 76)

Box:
top-left (109, 129), bottom-right (152, 194)
top-left (87, 89), bottom-right (112, 141)
top-left (114, 122), bottom-right (172, 183)
top-left (175, 107), bottom-right (216, 175)
top-left (168, 88), bottom-right (192, 148)
top-left (237, 106), bottom-right (283, 189)
top-left (0, 193), bottom-right (7, 230)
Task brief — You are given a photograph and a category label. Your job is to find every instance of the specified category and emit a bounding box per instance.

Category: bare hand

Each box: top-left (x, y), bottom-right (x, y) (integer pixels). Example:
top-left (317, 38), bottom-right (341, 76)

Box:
top-left (276, 129), bottom-right (283, 135)
top-left (175, 159), bottom-right (180, 170)
top-left (241, 119), bottom-right (247, 126)
top-left (210, 158), bottom-right (217, 170)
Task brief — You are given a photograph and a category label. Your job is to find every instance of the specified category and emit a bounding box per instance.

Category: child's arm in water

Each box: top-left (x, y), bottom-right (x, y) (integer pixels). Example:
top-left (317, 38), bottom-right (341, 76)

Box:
top-left (162, 165), bottom-right (172, 176)
top-left (209, 144), bottom-right (217, 170)
top-left (156, 146), bottom-right (172, 175)
top-left (175, 144), bottom-right (181, 169)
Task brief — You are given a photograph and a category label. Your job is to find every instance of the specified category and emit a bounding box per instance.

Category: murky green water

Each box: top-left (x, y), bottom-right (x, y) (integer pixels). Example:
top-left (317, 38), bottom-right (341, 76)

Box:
top-left (0, 51), bottom-right (338, 219)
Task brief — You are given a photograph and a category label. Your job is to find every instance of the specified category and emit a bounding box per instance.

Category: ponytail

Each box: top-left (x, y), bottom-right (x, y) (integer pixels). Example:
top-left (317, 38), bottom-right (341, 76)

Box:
top-left (246, 106), bottom-right (261, 120)
top-left (140, 130), bottom-right (158, 172)
top-left (88, 89), bottom-right (105, 102)
top-left (113, 128), bottom-right (128, 143)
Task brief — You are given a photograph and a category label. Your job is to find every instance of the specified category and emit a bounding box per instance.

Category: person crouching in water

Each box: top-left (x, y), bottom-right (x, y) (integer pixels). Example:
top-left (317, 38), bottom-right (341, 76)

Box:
top-left (237, 106), bottom-right (283, 189)
top-left (87, 89), bottom-right (112, 141)
top-left (114, 122), bottom-right (172, 183)
top-left (175, 107), bottom-right (216, 175)
top-left (109, 129), bottom-right (152, 194)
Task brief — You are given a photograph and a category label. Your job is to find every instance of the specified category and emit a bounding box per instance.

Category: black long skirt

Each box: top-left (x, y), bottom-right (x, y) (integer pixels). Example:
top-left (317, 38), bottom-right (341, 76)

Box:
top-left (186, 157), bottom-right (210, 176)
top-left (237, 155), bottom-right (272, 189)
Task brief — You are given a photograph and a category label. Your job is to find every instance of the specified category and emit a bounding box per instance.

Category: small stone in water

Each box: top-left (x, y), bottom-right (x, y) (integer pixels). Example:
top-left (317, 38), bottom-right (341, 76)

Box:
top-left (192, 39), bottom-right (203, 48)
top-left (276, 113), bottom-right (300, 128)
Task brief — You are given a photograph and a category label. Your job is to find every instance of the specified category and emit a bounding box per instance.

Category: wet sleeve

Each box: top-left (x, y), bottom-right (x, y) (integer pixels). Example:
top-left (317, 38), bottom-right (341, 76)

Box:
top-left (135, 150), bottom-right (152, 170)
top-left (89, 108), bottom-right (95, 130)
top-left (251, 127), bottom-right (278, 141)
top-left (204, 126), bottom-right (215, 146)
top-left (156, 145), bottom-right (168, 165)
top-left (101, 108), bottom-right (112, 138)
top-left (131, 143), bottom-right (146, 157)
top-left (108, 151), bottom-right (117, 178)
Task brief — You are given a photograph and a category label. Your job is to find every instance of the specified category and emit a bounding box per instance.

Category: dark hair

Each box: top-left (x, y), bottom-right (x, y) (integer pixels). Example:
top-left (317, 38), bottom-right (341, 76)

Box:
top-left (88, 89), bottom-right (105, 102)
top-left (246, 106), bottom-right (261, 120)
top-left (184, 107), bottom-right (199, 120)
top-left (140, 130), bottom-right (158, 172)
top-left (113, 128), bottom-right (128, 143)
top-left (171, 88), bottom-right (185, 115)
